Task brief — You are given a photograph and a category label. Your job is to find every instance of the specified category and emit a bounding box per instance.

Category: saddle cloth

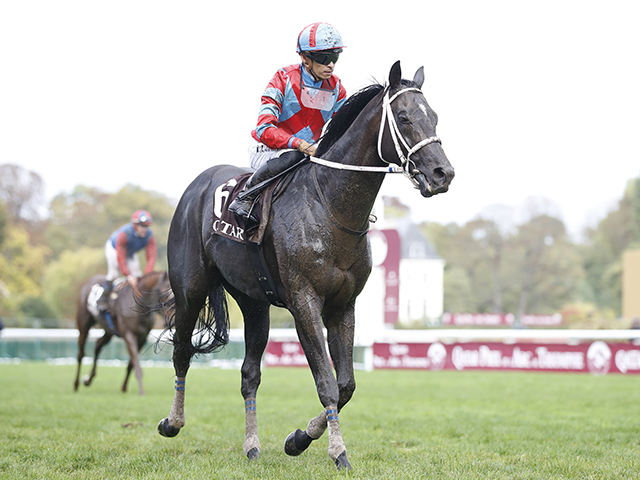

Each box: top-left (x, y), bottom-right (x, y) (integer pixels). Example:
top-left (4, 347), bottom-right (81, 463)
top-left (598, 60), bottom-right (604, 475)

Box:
top-left (86, 277), bottom-right (125, 317)
top-left (211, 172), bottom-right (289, 307)
top-left (211, 173), bottom-right (280, 245)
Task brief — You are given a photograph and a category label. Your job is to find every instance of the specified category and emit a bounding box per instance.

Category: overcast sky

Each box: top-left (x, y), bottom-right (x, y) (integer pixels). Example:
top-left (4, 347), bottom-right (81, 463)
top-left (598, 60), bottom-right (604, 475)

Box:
top-left (1, 1), bottom-right (639, 238)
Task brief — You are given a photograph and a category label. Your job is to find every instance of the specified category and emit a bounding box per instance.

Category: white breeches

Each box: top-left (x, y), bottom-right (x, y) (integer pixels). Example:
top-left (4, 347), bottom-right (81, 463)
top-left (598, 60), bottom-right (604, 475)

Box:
top-left (248, 138), bottom-right (292, 170)
top-left (105, 240), bottom-right (142, 281)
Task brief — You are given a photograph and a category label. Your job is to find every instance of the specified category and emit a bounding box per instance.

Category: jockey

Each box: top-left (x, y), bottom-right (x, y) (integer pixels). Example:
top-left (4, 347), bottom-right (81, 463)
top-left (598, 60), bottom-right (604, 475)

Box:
top-left (228, 22), bottom-right (347, 222)
top-left (98, 209), bottom-right (157, 313)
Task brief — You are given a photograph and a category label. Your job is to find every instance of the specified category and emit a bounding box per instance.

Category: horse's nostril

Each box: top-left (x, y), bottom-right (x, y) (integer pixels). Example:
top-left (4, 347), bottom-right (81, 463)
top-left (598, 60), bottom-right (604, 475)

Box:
top-left (433, 167), bottom-right (446, 183)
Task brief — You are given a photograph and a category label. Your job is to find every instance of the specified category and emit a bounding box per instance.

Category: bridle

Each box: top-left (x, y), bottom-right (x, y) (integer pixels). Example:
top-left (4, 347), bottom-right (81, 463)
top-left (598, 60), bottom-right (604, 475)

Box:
top-left (377, 87), bottom-right (441, 187)
top-left (310, 86), bottom-right (441, 187)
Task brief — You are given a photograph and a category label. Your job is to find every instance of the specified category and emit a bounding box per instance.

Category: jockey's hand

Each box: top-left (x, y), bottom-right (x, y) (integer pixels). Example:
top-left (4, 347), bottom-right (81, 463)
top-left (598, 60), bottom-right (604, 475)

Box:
top-left (297, 140), bottom-right (317, 157)
top-left (127, 275), bottom-right (140, 295)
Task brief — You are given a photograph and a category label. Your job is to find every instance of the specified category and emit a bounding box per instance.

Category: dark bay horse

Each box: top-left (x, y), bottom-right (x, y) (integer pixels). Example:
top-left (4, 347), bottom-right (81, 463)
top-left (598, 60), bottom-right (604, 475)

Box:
top-left (74, 270), bottom-right (171, 395)
top-left (157, 62), bottom-right (454, 469)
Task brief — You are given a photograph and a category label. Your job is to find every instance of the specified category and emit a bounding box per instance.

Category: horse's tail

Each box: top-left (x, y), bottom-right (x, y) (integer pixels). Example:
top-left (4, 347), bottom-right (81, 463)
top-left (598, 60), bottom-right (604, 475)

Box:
top-left (191, 285), bottom-right (230, 354)
top-left (157, 285), bottom-right (230, 362)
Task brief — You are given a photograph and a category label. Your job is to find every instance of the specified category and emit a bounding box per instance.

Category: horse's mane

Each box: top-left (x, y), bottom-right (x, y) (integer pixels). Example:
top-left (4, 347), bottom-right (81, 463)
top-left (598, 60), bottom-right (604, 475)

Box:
top-left (316, 83), bottom-right (384, 156)
top-left (316, 78), bottom-right (420, 156)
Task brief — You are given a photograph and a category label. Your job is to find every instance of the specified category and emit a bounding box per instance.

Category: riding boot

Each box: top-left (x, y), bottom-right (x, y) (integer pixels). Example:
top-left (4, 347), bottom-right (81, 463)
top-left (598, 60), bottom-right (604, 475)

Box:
top-left (228, 150), bottom-right (306, 222)
top-left (97, 280), bottom-right (113, 314)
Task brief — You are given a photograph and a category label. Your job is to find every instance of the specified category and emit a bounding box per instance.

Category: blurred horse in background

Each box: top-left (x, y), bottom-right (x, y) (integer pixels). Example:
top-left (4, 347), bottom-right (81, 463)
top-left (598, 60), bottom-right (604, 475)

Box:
top-left (73, 270), bottom-right (172, 395)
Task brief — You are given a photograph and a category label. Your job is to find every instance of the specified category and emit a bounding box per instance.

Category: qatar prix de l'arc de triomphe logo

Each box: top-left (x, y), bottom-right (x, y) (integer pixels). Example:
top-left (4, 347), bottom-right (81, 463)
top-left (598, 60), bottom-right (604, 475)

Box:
top-left (586, 341), bottom-right (612, 376)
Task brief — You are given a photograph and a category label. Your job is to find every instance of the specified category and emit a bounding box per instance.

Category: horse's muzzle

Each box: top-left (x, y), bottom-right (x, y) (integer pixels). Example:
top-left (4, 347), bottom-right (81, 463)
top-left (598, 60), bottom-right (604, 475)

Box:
top-left (414, 165), bottom-right (454, 197)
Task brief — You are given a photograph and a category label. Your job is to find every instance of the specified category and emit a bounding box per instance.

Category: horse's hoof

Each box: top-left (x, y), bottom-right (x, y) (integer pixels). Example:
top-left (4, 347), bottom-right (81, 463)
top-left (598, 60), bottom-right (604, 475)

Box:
top-left (284, 429), bottom-right (313, 456)
top-left (82, 375), bottom-right (91, 386)
top-left (246, 447), bottom-right (260, 460)
top-left (334, 451), bottom-right (351, 471)
top-left (157, 418), bottom-right (181, 438)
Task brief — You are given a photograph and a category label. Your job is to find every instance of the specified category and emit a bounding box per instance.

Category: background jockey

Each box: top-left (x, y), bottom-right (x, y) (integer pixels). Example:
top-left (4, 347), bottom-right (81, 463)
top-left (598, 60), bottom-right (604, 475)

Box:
top-left (229, 22), bottom-right (348, 222)
top-left (98, 209), bottom-right (157, 313)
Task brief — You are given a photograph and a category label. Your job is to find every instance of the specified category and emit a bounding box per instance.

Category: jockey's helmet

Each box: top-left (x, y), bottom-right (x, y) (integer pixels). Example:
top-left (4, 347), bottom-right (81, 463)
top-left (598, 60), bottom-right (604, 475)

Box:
top-left (296, 22), bottom-right (344, 54)
top-left (131, 209), bottom-right (153, 226)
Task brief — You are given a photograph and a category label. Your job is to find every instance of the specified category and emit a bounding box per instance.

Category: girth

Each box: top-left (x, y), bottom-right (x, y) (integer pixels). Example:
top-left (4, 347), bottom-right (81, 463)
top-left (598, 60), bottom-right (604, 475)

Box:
top-left (244, 241), bottom-right (287, 308)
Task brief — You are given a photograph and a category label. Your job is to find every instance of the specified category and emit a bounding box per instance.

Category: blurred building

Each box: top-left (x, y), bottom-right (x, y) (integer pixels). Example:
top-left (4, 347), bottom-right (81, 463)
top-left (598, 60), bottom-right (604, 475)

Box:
top-left (355, 216), bottom-right (444, 335)
top-left (395, 219), bottom-right (445, 325)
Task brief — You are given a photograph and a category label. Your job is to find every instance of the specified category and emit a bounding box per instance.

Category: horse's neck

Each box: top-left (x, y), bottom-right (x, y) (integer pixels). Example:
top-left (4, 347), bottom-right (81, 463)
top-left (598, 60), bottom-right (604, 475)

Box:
top-left (315, 104), bottom-right (386, 228)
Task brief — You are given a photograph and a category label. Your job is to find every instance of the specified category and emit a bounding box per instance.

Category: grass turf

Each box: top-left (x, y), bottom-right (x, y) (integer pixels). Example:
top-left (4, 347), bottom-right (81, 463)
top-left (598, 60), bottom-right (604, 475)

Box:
top-left (1, 362), bottom-right (639, 479)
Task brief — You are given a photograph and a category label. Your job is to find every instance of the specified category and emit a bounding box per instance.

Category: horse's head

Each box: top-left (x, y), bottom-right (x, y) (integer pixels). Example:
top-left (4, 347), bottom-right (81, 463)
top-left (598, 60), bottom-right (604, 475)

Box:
top-left (135, 271), bottom-right (172, 301)
top-left (379, 61), bottom-right (455, 197)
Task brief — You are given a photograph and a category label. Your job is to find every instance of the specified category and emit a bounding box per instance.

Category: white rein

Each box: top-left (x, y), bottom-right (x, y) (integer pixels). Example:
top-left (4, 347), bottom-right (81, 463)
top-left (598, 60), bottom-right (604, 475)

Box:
top-left (309, 87), bottom-right (441, 186)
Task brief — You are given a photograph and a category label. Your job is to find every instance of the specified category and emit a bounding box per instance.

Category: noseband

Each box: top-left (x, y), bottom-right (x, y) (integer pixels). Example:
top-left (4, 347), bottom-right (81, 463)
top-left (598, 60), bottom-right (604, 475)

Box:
top-left (310, 87), bottom-right (441, 187)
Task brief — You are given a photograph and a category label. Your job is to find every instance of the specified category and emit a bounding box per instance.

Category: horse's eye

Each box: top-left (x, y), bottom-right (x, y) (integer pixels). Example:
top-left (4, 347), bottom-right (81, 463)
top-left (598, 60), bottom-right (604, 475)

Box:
top-left (397, 112), bottom-right (411, 124)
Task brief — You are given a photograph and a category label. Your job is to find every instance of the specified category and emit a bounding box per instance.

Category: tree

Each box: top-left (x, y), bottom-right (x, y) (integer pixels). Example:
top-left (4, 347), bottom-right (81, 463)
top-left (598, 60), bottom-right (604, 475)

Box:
top-left (0, 164), bottom-right (46, 223)
top-left (423, 217), bottom-right (509, 314)
top-left (0, 223), bottom-right (50, 316)
top-left (47, 185), bottom-right (112, 257)
top-left (422, 201), bottom-right (583, 318)
top-left (0, 201), bottom-right (8, 250)
top-left (46, 183), bottom-right (174, 268)
top-left (506, 214), bottom-right (582, 319)
top-left (580, 177), bottom-right (639, 315)
top-left (42, 247), bottom-right (105, 319)
top-left (19, 296), bottom-right (57, 320)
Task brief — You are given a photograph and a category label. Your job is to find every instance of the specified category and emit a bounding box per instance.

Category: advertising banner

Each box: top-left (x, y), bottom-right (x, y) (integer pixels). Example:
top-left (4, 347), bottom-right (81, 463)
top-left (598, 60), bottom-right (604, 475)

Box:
top-left (373, 341), bottom-right (640, 375)
top-left (264, 341), bottom-right (309, 367)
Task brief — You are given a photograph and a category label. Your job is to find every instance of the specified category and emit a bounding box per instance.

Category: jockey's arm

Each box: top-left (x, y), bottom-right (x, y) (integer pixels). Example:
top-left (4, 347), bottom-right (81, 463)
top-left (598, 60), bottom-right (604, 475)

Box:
top-left (144, 235), bottom-right (157, 274)
top-left (115, 232), bottom-right (131, 276)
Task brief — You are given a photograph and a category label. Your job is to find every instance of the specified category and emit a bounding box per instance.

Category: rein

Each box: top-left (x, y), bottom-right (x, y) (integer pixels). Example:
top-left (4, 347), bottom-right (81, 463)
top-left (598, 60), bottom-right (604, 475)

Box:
top-left (309, 156), bottom-right (404, 173)
top-left (309, 87), bottom-right (441, 187)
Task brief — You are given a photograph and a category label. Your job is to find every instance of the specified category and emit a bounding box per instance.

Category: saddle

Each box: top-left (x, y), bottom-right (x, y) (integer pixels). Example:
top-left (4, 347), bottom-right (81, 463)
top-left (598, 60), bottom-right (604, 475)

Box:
top-left (87, 278), bottom-right (126, 335)
top-left (211, 170), bottom-right (298, 308)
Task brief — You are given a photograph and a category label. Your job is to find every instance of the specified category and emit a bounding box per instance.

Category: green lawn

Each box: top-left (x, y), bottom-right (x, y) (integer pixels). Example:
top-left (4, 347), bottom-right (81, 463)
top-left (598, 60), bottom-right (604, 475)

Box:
top-left (1, 362), bottom-right (639, 479)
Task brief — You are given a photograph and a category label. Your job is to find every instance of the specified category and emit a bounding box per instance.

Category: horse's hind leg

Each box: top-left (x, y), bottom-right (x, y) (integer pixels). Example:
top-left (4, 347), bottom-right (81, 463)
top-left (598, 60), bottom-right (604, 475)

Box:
top-left (235, 295), bottom-right (270, 460)
top-left (83, 330), bottom-right (113, 387)
top-left (157, 293), bottom-right (205, 438)
top-left (74, 314), bottom-right (92, 391)
top-left (123, 360), bottom-right (133, 393)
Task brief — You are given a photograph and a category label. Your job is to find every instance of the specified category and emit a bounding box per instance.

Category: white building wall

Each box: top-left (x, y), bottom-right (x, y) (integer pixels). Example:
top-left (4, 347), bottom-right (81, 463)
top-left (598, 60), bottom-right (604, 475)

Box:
top-left (398, 258), bottom-right (445, 325)
top-left (354, 265), bottom-right (386, 342)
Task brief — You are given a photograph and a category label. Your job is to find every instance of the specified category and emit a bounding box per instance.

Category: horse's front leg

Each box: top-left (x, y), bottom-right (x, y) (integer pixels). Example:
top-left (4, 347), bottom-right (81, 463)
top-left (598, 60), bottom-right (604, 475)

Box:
top-left (237, 297), bottom-right (270, 460)
top-left (326, 302), bottom-right (357, 411)
top-left (285, 296), bottom-right (351, 470)
top-left (122, 330), bottom-right (144, 395)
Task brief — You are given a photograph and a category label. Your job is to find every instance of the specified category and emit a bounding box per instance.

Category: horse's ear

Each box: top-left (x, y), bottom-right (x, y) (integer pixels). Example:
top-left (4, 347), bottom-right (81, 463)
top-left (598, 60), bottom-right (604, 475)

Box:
top-left (413, 66), bottom-right (424, 89)
top-left (389, 61), bottom-right (402, 89)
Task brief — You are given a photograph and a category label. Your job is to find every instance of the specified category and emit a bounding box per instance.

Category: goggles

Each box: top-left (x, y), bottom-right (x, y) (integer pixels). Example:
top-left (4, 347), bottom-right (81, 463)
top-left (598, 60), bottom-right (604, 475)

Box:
top-left (305, 49), bottom-right (342, 66)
